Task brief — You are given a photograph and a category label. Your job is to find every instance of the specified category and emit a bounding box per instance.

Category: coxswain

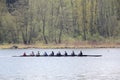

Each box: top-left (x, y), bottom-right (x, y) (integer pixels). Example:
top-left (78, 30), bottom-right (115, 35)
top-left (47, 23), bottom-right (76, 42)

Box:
top-left (23, 52), bottom-right (26, 56)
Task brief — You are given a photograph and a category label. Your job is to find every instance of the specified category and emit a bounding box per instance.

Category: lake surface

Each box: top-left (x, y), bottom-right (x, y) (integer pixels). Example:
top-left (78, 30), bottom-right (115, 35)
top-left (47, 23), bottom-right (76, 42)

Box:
top-left (0, 48), bottom-right (120, 80)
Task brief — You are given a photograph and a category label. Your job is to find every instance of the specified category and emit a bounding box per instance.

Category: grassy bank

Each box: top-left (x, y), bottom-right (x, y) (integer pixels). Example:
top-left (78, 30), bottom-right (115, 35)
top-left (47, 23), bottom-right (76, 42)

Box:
top-left (0, 41), bottom-right (120, 49)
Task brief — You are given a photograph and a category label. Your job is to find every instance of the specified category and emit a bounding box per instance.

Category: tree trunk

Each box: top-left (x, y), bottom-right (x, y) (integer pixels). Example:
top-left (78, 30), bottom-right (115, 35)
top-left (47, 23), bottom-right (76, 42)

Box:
top-left (82, 0), bottom-right (87, 40)
top-left (42, 16), bottom-right (48, 44)
top-left (90, 0), bottom-right (94, 36)
top-left (58, 0), bottom-right (64, 43)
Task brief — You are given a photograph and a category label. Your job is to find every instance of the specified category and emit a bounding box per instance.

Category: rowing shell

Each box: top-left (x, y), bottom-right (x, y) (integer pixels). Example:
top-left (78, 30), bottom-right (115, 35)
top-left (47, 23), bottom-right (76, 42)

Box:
top-left (13, 55), bottom-right (102, 57)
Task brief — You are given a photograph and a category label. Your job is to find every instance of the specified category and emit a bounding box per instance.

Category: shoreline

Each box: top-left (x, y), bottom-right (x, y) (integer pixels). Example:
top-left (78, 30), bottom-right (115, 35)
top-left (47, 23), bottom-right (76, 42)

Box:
top-left (0, 42), bottom-right (120, 49)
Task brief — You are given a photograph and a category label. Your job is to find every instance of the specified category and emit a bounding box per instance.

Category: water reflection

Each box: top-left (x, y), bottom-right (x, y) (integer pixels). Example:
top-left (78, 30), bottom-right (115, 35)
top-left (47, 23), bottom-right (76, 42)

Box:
top-left (0, 48), bottom-right (120, 80)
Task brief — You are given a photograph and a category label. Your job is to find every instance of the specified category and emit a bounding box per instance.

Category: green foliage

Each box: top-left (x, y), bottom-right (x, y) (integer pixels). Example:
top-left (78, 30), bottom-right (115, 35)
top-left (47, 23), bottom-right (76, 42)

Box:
top-left (0, 0), bottom-right (120, 44)
top-left (87, 33), bottom-right (104, 42)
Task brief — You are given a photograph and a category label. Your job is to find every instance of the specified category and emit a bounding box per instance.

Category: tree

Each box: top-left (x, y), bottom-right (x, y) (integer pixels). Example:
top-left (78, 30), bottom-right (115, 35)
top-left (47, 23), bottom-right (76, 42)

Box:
top-left (0, 0), bottom-right (120, 45)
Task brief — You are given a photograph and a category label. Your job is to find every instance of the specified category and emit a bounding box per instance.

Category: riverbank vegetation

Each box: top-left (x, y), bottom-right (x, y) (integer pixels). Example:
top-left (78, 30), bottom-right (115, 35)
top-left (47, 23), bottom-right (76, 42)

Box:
top-left (0, 40), bottom-right (120, 49)
top-left (0, 0), bottom-right (120, 48)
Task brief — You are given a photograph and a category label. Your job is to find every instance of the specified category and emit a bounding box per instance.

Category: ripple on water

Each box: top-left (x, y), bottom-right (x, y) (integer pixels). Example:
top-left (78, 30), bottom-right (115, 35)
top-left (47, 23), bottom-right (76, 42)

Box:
top-left (0, 74), bottom-right (120, 80)
top-left (0, 48), bottom-right (120, 80)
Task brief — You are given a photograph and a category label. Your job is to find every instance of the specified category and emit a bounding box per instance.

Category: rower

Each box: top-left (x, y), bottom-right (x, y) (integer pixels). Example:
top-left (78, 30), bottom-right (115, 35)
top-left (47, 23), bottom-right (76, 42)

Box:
top-left (44, 52), bottom-right (48, 56)
top-left (64, 51), bottom-right (68, 56)
top-left (56, 51), bottom-right (62, 56)
top-left (36, 51), bottom-right (40, 56)
top-left (49, 51), bottom-right (54, 56)
top-left (78, 51), bottom-right (83, 56)
top-left (71, 51), bottom-right (76, 56)
top-left (30, 51), bottom-right (35, 56)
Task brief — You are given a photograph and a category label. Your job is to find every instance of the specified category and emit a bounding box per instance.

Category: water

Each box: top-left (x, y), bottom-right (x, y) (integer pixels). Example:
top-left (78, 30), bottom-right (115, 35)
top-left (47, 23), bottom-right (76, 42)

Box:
top-left (0, 48), bottom-right (120, 80)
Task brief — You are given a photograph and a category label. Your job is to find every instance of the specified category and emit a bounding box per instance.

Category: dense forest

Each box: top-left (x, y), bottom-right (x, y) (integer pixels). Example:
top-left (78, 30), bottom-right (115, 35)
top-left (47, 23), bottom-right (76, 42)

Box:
top-left (0, 0), bottom-right (120, 45)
